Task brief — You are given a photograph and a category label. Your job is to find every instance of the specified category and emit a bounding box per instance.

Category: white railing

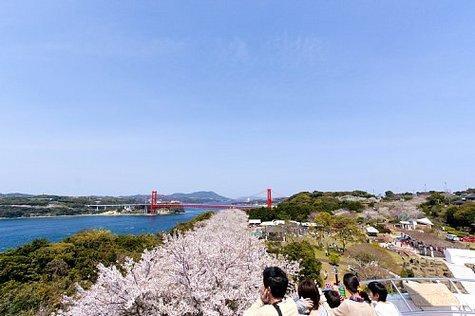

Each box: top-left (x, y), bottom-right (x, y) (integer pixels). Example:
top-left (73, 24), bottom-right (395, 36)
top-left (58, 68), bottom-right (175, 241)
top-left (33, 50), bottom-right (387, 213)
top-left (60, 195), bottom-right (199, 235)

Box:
top-left (361, 277), bottom-right (475, 315)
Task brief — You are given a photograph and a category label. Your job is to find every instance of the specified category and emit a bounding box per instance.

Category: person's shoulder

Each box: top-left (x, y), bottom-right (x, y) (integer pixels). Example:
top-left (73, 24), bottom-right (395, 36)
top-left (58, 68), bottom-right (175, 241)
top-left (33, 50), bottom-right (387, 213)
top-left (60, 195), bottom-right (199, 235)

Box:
top-left (244, 301), bottom-right (279, 315)
top-left (339, 299), bottom-right (351, 306)
top-left (375, 301), bottom-right (399, 314)
top-left (347, 300), bottom-right (374, 313)
top-left (312, 305), bottom-right (331, 316)
top-left (251, 304), bottom-right (280, 315)
top-left (330, 299), bottom-right (351, 315)
top-left (342, 299), bottom-right (364, 308)
top-left (335, 299), bottom-right (352, 311)
top-left (281, 297), bottom-right (299, 313)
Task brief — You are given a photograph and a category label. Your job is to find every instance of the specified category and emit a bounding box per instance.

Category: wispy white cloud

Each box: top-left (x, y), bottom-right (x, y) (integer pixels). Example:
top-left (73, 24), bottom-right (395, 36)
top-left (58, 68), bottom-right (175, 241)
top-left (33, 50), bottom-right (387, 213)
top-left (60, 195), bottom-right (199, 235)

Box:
top-left (227, 38), bottom-right (250, 62)
top-left (207, 35), bottom-right (324, 70)
top-left (267, 34), bottom-right (324, 68)
top-left (0, 37), bottom-right (187, 61)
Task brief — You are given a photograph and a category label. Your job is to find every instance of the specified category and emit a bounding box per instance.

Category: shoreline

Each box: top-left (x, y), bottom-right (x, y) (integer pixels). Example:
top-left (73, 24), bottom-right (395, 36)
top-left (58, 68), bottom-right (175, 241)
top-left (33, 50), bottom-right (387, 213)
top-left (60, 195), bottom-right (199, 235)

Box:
top-left (0, 210), bottom-right (213, 253)
top-left (0, 211), bottom-right (188, 220)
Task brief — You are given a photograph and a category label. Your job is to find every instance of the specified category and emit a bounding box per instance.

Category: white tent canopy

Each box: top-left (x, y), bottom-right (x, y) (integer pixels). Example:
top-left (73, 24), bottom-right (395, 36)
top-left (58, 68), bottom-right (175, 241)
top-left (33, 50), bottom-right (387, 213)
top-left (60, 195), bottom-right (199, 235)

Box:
top-left (302, 222), bottom-right (319, 227)
top-left (366, 226), bottom-right (379, 234)
top-left (416, 217), bottom-right (434, 226)
top-left (260, 221), bottom-right (276, 226)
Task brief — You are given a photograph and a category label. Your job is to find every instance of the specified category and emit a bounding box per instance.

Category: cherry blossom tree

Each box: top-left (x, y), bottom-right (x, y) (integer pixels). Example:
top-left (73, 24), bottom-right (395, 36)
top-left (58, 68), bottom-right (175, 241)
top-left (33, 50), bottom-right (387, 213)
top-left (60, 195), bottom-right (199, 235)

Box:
top-left (56, 210), bottom-right (298, 316)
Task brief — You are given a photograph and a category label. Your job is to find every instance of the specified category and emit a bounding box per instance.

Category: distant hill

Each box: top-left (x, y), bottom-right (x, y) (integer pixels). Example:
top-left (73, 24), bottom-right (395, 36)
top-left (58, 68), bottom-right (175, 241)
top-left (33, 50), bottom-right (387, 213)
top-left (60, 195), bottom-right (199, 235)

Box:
top-left (0, 191), bottom-right (234, 218)
top-left (121, 191), bottom-right (234, 204)
top-left (162, 191), bottom-right (233, 203)
top-left (0, 193), bottom-right (33, 198)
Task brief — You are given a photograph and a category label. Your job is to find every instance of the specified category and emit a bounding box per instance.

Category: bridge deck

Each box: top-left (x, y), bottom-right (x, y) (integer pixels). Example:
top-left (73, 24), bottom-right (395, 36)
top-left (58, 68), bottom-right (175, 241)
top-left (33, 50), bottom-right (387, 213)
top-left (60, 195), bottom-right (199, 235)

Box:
top-left (86, 203), bottom-right (260, 209)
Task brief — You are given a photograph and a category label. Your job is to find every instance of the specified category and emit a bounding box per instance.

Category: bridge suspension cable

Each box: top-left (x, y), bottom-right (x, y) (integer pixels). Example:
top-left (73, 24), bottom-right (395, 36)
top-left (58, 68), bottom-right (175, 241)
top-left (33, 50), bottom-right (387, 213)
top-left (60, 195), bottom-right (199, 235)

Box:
top-left (148, 187), bottom-right (274, 214)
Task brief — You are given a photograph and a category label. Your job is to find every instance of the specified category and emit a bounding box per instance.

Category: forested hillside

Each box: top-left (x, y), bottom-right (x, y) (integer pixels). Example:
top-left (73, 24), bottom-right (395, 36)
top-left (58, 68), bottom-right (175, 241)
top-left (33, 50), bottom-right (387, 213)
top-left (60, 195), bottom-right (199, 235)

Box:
top-left (248, 190), bottom-right (374, 222)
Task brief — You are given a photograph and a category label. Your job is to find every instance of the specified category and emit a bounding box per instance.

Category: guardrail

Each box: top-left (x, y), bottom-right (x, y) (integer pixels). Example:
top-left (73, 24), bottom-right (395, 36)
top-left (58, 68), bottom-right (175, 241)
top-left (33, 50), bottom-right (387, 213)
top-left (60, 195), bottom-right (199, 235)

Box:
top-left (361, 277), bottom-right (475, 315)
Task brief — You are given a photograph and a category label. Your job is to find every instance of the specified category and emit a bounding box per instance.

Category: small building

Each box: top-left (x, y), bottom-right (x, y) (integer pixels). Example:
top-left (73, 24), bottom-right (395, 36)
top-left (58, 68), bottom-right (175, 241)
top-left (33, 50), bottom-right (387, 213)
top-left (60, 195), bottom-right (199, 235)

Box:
top-left (366, 226), bottom-right (379, 236)
top-left (250, 227), bottom-right (265, 239)
top-left (301, 222), bottom-right (322, 236)
top-left (259, 220), bottom-right (285, 226)
top-left (248, 219), bottom-right (261, 226)
top-left (263, 225), bottom-right (285, 241)
top-left (284, 220), bottom-right (304, 236)
top-left (398, 220), bottom-right (416, 230)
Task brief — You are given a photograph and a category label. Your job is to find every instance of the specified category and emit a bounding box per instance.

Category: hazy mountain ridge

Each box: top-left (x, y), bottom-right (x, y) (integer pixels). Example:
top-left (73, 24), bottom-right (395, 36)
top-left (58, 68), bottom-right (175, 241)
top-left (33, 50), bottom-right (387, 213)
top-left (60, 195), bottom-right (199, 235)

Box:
top-left (0, 191), bottom-right (234, 204)
top-left (0, 191), bottom-right (233, 218)
top-left (0, 193), bottom-right (33, 198)
top-left (162, 191), bottom-right (233, 203)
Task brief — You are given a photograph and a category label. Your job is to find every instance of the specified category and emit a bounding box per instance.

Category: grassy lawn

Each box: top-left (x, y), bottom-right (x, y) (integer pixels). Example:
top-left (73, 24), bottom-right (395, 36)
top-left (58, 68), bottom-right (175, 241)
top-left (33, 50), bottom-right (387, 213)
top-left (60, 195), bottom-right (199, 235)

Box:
top-left (283, 234), bottom-right (407, 283)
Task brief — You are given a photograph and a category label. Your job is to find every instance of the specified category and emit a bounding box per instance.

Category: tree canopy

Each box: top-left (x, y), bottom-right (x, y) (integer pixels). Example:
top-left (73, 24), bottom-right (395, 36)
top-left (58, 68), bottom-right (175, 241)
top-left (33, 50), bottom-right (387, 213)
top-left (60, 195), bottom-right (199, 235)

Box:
top-left (248, 191), bottom-right (369, 222)
top-left (0, 213), bottom-right (216, 316)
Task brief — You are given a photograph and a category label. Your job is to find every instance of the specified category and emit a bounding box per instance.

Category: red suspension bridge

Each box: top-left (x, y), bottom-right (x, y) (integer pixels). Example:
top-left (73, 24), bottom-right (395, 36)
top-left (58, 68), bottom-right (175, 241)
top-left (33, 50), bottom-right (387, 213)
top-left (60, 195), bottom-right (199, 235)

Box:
top-left (148, 188), bottom-right (273, 214)
top-left (86, 188), bottom-right (274, 214)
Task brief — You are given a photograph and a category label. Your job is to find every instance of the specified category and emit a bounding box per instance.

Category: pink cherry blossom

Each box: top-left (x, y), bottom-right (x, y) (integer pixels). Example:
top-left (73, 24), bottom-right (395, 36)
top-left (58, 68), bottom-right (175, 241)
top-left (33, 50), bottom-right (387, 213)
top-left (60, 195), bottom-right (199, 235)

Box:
top-left (56, 210), bottom-right (298, 316)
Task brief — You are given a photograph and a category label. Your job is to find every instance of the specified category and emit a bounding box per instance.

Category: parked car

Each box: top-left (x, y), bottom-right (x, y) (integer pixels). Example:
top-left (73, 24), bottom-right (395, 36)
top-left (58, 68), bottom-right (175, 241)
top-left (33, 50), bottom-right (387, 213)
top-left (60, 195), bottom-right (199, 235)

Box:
top-left (446, 234), bottom-right (460, 242)
top-left (461, 236), bottom-right (475, 243)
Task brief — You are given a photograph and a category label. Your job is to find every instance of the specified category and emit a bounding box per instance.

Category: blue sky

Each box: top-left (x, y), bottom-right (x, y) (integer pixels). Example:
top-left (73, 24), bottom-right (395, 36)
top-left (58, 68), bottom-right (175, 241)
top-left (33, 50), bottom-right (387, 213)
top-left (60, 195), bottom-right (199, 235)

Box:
top-left (0, 1), bottom-right (473, 197)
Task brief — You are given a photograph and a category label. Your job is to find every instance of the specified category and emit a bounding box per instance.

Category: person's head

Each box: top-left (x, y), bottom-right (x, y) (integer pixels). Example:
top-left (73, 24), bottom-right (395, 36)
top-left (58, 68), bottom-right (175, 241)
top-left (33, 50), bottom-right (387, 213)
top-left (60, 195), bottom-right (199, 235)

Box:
top-left (298, 279), bottom-right (320, 310)
top-left (343, 273), bottom-right (359, 294)
top-left (359, 290), bottom-right (371, 304)
top-left (263, 267), bottom-right (289, 300)
top-left (324, 290), bottom-right (341, 308)
top-left (367, 282), bottom-right (388, 302)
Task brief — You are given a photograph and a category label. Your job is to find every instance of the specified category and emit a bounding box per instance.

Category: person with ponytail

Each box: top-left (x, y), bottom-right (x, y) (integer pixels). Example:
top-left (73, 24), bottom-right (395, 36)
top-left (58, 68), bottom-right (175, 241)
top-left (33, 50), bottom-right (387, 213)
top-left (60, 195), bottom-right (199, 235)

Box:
top-left (331, 273), bottom-right (376, 316)
top-left (295, 279), bottom-right (332, 316)
top-left (367, 281), bottom-right (401, 316)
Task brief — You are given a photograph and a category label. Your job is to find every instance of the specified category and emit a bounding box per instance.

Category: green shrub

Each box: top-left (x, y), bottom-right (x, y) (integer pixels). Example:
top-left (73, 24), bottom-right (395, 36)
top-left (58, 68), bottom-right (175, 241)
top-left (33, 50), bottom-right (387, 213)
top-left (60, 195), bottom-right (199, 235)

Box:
top-left (269, 240), bottom-right (322, 285)
top-left (0, 224), bottom-right (173, 315)
top-left (328, 253), bottom-right (341, 266)
top-left (400, 268), bottom-right (415, 278)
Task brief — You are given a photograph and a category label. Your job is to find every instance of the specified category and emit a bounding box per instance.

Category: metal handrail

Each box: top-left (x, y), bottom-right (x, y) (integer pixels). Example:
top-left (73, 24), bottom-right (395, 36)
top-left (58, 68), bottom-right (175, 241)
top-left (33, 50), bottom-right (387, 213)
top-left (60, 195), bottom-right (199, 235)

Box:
top-left (400, 312), bottom-right (475, 315)
top-left (361, 277), bottom-right (475, 283)
top-left (360, 277), bottom-right (475, 315)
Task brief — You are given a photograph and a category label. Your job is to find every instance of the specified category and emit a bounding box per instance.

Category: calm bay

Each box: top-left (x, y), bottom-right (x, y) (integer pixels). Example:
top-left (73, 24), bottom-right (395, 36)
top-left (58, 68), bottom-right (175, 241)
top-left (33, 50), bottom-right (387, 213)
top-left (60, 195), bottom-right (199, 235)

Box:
top-left (0, 208), bottom-right (209, 252)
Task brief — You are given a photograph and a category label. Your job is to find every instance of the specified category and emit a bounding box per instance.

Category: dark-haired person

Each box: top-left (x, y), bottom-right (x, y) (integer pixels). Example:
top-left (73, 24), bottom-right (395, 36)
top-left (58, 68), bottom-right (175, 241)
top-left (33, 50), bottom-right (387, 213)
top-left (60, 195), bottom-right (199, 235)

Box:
top-left (323, 290), bottom-right (341, 309)
top-left (244, 267), bottom-right (298, 316)
top-left (359, 291), bottom-right (372, 304)
top-left (295, 279), bottom-right (331, 316)
top-left (332, 273), bottom-right (376, 316)
top-left (367, 282), bottom-right (401, 316)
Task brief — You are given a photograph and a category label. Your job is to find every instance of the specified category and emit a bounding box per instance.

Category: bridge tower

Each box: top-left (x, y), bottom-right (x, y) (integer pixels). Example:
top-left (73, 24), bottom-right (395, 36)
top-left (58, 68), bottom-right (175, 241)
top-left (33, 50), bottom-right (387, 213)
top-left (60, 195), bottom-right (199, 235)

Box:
top-left (266, 188), bottom-right (272, 209)
top-left (150, 190), bottom-right (158, 213)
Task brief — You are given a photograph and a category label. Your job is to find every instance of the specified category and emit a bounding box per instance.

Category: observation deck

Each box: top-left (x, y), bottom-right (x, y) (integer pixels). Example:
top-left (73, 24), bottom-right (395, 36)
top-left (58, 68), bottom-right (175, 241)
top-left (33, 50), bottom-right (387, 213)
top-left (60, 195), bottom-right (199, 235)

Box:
top-left (361, 277), bottom-right (475, 315)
